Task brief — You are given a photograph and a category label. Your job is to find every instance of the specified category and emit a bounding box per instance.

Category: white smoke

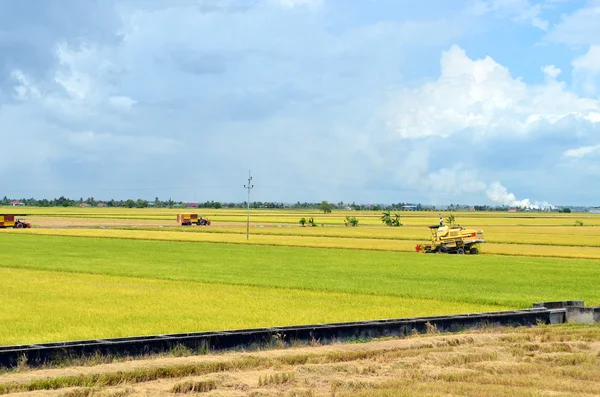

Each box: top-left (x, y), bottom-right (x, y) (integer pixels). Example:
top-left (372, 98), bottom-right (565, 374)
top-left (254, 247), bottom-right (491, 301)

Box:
top-left (485, 181), bottom-right (553, 209)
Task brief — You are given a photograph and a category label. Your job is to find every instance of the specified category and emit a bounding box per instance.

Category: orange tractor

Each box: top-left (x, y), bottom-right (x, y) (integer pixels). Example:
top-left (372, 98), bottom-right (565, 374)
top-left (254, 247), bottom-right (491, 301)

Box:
top-left (0, 214), bottom-right (31, 228)
top-left (177, 213), bottom-right (211, 226)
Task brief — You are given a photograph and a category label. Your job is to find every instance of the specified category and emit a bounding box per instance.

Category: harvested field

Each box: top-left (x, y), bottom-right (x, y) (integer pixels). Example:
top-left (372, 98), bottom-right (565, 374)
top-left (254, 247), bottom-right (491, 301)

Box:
top-left (0, 325), bottom-right (599, 396)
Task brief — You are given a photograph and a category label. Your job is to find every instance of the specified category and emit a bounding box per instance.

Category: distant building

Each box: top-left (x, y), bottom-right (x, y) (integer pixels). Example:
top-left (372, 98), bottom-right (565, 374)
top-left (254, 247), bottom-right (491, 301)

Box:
top-left (11, 200), bottom-right (24, 206)
top-left (402, 205), bottom-right (417, 211)
top-left (97, 202), bottom-right (107, 207)
top-left (508, 207), bottom-right (517, 212)
top-left (79, 203), bottom-right (90, 207)
top-left (590, 208), bottom-right (600, 214)
top-left (186, 202), bottom-right (198, 208)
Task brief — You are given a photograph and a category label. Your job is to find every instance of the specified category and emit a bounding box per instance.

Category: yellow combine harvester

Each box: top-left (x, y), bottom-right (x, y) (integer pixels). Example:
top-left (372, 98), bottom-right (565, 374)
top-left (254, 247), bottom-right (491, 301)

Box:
top-left (416, 225), bottom-right (484, 255)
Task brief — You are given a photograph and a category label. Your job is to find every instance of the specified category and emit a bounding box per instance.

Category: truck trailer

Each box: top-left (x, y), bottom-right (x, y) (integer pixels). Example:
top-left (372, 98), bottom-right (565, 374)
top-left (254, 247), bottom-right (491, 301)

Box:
top-left (177, 213), bottom-right (211, 226)
top-left (0, 215), bottom-right (31, 228)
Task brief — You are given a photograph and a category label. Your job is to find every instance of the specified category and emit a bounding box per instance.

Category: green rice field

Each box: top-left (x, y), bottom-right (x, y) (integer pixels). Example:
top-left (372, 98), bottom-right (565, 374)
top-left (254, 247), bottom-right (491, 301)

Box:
top-left (1, 207), bottom-right (599, 346)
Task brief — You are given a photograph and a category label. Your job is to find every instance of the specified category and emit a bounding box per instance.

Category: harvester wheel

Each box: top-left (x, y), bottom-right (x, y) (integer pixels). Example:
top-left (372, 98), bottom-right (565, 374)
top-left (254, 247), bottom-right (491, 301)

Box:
top-left (456, 248), bottom-right (465, 255)
top-left (470, 248), bottom-right (479, 255)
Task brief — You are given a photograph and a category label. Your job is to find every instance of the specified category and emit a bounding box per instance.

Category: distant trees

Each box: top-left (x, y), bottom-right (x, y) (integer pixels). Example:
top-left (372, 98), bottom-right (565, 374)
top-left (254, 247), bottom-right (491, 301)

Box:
top-left (320, 201), bottom-right (333, 214)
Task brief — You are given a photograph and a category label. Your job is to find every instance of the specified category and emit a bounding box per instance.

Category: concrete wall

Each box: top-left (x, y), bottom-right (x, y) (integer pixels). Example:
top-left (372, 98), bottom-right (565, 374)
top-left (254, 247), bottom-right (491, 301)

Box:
top-left (0, 307), bottom-right (565, 369)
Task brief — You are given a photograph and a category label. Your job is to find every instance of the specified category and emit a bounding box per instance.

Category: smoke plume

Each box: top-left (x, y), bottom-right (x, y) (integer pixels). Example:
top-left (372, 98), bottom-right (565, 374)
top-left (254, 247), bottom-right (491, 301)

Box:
top-left (485, 181), bottom-right (553, 209)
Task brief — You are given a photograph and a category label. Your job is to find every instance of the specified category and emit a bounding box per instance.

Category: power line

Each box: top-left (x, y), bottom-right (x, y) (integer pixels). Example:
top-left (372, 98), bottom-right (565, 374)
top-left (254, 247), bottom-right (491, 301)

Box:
top-left (244, 170), bottom-right (254, 240)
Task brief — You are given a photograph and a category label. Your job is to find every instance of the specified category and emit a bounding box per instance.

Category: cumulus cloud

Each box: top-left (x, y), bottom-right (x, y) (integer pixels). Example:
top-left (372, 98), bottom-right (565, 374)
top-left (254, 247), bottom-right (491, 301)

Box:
top-left (572, 45), bottom-right (600, 96)
top-left (384, 45), bottom-right (600, 140)
top-left (381, 43), bottom-right (600, 206)
top-left (541, 64), bottom-right (561, 79)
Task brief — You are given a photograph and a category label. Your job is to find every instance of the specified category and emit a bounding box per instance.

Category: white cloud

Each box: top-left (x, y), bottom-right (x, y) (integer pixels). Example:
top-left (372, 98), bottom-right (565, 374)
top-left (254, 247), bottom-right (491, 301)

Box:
top-left (563, 144), bottom-right (600, 159)
top-left (109, 96), bottom-right (137, 110)
top-left (3, 1), bottom-right (600, 204)
top-left (427, 165), bottom-right (487, 196)
top-left (273, 0), bottom-right (323, 9)
top-left (572, 45), bottom-right (600, 96)
top-left (469, 0), bottom-right (549, 30)
top-left (546, 2), bottom-right (600, 45)
top-left (384, 45), bottom-right (600, 139)
top-left (10, 70), bottom-right (42, 101)
top-left (541, 64), bottom-right (561, 79)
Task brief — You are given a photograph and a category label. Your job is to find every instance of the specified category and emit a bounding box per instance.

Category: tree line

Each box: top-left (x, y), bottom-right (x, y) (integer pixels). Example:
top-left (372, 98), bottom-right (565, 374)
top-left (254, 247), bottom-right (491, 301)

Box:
top-left (1, 196), bottom-right (559, 211)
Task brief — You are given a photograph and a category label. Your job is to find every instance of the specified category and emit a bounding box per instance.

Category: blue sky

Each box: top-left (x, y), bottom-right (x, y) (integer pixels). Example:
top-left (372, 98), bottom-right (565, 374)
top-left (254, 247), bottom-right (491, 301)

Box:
top-left (1, 0), bottom-right (600, 206)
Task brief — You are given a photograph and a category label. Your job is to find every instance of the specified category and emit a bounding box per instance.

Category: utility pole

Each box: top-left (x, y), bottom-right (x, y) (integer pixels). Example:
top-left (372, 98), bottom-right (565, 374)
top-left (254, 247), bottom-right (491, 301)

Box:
top-left (244, 170), bottom-right (254, 240)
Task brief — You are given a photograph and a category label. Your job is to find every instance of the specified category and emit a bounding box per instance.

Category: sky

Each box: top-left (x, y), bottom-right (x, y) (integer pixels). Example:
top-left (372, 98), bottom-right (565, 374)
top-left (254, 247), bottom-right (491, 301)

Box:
top-left (1, 0), bottom-right (600, 206)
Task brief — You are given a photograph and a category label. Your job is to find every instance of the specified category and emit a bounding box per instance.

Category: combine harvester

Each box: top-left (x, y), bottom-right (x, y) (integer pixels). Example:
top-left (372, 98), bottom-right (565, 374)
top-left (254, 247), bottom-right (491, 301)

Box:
top-left (177, 213), bottom-right (211, 226)
top-left (416, 224), bottom-right (484, 254)
top-left (0, 214), bottom-right (31, 228)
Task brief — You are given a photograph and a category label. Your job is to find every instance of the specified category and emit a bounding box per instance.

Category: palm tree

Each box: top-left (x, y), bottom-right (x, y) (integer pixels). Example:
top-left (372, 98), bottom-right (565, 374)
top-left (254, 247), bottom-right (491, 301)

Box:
top-left (381, 210), bottom-right (392, 226)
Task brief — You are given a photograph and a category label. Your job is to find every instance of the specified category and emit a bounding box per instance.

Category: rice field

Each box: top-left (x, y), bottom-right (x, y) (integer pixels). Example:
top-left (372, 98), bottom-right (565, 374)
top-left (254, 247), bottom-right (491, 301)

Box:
top-left (8, 206), bottom-right (600, 226)
top-left (0, 207), bottom-right (599, 346)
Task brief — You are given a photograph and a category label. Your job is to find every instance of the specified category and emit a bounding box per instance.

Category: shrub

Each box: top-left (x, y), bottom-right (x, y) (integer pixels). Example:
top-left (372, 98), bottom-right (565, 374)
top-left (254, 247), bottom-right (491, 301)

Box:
top-left (344, 216), bottom-right (359, 227)
top-left (381, 211), bottom-right (402, 227)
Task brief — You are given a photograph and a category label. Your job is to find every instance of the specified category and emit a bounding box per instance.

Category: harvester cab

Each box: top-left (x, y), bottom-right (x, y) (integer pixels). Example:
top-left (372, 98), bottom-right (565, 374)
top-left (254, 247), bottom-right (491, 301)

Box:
top-left (416, 225), bottom-right (484, 255)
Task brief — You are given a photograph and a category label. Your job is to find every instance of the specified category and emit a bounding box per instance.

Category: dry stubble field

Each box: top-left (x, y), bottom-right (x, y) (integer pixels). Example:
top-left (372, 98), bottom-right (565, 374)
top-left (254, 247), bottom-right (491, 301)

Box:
top-left (1, 325), bottom-right (599, 396)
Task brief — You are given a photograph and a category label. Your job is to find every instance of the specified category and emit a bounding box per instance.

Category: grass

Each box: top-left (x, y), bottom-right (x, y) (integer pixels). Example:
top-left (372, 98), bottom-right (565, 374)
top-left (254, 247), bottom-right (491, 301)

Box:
top-left (1, 233), bottom-right (600, 345)
top-left (0, 267), bottom-right (501, 346)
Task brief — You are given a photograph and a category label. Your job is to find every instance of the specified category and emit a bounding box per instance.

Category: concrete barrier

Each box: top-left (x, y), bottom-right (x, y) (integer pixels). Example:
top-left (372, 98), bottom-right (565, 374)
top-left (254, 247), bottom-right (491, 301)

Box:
top-left (533, 300), bottom-right (600, 324)
top-left (0, 306), bottom-right (569, 369)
